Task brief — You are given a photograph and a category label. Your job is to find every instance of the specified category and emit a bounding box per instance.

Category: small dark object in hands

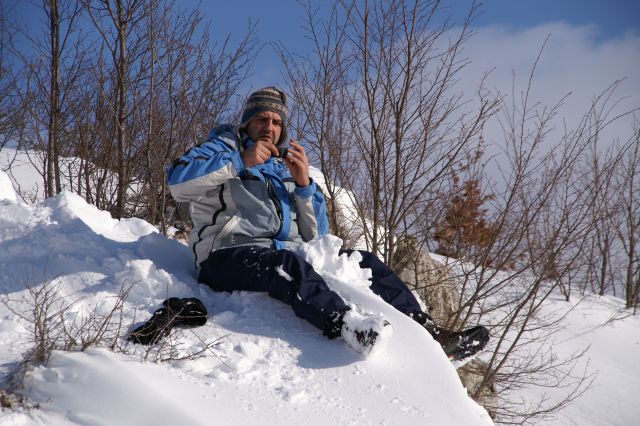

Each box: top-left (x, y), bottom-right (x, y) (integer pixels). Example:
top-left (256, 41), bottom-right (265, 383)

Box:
top-left (279, 147), bottom-right (288, 158)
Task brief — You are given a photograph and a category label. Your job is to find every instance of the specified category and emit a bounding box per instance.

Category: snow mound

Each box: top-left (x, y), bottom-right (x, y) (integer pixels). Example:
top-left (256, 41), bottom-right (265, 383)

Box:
top-left (0, 191), bottom-right (492, 425)
top-left (0, 171), bottom-right (17, 203)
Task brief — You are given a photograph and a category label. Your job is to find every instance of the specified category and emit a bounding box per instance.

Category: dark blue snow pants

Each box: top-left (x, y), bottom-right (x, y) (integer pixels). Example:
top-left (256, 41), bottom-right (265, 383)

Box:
top-left (198, 246), bottom-right (427, 335)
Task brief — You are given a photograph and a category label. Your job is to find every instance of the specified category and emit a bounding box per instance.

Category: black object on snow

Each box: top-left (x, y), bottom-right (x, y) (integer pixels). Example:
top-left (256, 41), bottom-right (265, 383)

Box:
top-left (323, 309), bottom-right (349, 339)
top-left (426, 324), bottom-right (490, 361)
top-left (127, 297), bottom-right (208, 345)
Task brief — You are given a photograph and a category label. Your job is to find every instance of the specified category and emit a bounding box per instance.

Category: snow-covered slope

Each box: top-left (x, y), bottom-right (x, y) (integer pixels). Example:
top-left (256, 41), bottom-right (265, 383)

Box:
top-left (511, 294), bottom-right (640, 426)
top-left (0, 170), bottom-right (492, 425)
top-left (3, 148), bottom-right (640, 425)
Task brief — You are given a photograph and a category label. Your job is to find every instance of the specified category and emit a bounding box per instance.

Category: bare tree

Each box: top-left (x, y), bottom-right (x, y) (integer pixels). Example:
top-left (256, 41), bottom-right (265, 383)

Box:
top-left (45, 0), bottom-right (62, 196)
top-left (0, 1), bottom-right (21, 153)
top-left (82, 0), bottom-right (147, 218)
top-left (343, 0), bottom-right (501, 266)
top-left (445, 54), bottom-right (638, 421)
top-left (6, 0), bottom-right (87, 197)
top-left (616, 122), bottom-right (640, 311)
top-left (6, 0), bottom-right (256, 224)
top-left (582, 145), bottom-right (621, 298)
top-left (133, 2), bottom-right (257, 230)
top-left (568, 87), bottom-right (634, 300)
top-left (281, 0), bottom-right (499, 265)
top-left (286, 10), bottom-right (637, 418)
top-left (78, 0), bottom-right (257, 223)
top-left (278, 0), bottom-right (359, 244)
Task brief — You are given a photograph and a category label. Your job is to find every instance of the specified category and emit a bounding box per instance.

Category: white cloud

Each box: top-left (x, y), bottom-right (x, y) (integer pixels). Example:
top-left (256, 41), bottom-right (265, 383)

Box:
top-left (459, 22), bottom-right (640, 145)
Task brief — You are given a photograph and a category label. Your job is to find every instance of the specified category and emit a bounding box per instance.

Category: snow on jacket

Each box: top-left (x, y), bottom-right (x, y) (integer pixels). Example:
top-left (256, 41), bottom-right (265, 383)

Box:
top-left (167, 124), bottom-right (329, 271)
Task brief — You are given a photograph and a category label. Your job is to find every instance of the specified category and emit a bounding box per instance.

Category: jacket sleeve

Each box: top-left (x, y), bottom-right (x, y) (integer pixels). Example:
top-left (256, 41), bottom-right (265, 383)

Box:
top-left (167, 139), bottom-right (245, 202)
top-left (294, 180), bottom-right (329, 241)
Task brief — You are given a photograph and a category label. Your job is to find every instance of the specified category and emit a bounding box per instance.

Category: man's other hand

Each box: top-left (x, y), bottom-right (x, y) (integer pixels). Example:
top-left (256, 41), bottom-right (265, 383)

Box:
top-left (241, 140), bottom-right (279, 168)
top-left (283, 140), bottom-right (311, 187)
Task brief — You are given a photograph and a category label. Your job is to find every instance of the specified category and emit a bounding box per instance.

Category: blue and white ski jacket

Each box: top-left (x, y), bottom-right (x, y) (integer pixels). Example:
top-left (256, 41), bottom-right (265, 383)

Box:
top-left (167, 124), bottom-right (329, 271)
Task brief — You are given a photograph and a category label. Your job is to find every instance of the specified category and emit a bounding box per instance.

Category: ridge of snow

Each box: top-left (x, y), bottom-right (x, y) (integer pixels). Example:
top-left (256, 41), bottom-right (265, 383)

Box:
top-left (0, 172), bottom-right (493, 425)
top-left (3, 148), bottom-right (639, 425)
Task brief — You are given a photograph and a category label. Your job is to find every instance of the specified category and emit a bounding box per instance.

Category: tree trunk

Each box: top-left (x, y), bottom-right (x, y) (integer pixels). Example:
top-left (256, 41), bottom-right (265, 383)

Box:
top-left (115, 0), bottom-right (128, 218)
top-left (46, 0), bottom-right (61, 197)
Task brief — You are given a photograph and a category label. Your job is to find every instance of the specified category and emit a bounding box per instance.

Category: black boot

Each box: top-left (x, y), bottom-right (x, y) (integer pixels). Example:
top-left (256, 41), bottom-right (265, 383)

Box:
top-left (162, 297), bottom-right (208, 327)
top-left (425, 323), bottom-right (490, 361)
top-left (323, 309), bottom-right (349, 339)
top-left (128, 297), bottom-right (208, 345)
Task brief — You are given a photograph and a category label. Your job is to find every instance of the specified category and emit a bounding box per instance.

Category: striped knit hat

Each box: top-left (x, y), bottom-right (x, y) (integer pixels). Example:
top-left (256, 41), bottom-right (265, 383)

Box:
top-left (240, 87), bottom-right (288, 146)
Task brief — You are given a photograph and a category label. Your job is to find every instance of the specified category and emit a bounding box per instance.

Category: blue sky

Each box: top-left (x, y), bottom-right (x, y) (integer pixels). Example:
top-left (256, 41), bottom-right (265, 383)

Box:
top-left (10, 1), bottom-right (639, 81)
top-left (10, 1), bottom-right (639, 55)
top-left (207, 0), bottom-right (640, 40)
top-left (467, 0), bottom-right (640, 37)
top-left (190, 0), bottom-right (639, 91)
top-left (201, 0), bottom-right (638, 154)
top-left (8, 0), bottom-right (639, 135)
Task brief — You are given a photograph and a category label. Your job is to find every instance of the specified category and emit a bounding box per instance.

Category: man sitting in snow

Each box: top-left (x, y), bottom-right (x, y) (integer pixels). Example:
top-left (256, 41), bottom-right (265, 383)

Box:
top-left (137, 87), bottom-right (488, 359)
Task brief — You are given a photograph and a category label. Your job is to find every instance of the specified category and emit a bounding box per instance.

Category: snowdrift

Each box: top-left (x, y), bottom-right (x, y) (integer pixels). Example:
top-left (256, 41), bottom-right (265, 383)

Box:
top-left (0, 170), bottom-right (492, 425)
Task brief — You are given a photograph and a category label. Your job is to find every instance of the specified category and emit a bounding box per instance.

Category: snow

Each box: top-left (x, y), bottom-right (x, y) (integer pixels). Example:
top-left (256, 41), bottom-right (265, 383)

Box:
top-left (520, 294), bottom-right (640, 426)
top-left (0, 172), bottom-right (16, 203)
top-left (0, 149), bottom-right (44, 202)
top-left (0, 167), bottom-right (492, 425)
top-left (2, 147), bottom-right (640, 425)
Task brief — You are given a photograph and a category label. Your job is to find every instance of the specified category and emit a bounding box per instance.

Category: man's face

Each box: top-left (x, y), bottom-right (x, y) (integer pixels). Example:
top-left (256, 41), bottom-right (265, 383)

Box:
top-left (246, 111), bottom-right (283, 146)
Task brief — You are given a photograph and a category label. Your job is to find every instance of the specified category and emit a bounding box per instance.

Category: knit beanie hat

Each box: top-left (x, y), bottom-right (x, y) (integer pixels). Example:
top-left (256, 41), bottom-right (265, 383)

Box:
top-left (239, 87), bottom-right (288, 146)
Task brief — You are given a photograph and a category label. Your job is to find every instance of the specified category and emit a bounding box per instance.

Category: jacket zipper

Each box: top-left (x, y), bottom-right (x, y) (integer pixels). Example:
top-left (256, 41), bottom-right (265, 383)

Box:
top-left (194, 184), bottom-right (226, 270)
top-left (265, 177), bottom-right (284, 238)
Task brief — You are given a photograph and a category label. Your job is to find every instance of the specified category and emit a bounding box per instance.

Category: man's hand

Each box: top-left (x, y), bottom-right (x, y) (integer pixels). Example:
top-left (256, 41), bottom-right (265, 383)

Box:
top-left (241, 140), bottom-right (279, 168)
top-left (283, 140), bottom-right (311, 187)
